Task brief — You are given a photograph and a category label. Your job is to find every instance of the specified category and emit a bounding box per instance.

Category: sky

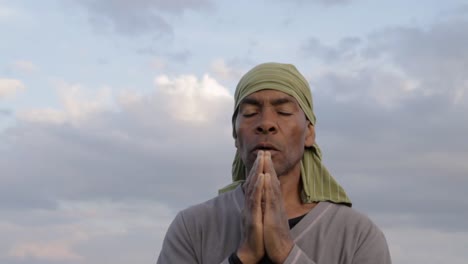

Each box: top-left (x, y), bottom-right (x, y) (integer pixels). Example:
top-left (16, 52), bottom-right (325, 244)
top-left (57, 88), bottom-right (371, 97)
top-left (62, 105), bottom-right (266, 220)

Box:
top-left (1, 0), bottom-right (468, 263)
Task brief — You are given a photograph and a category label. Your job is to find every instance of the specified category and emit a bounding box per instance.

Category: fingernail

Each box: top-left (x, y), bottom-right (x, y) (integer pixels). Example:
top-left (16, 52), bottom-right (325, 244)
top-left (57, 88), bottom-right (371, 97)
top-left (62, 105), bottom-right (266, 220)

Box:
top-left (258, 150), bottom-right (264, 156)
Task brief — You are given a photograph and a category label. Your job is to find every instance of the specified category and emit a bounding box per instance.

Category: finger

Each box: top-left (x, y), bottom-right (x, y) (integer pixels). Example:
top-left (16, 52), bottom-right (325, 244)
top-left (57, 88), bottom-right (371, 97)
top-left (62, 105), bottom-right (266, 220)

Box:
top-left (256, 150), bottom-right (265, 177)
top-left (245, 151), bottom-right (264, 193)
top-left (252, 173), bottom-right (265, 215)
top-left (264, 151), bottom-right (277, 178)
top-left (263, 173), bottom-right (272, 211)
top-left (266, 152), bottom-right (281, 191)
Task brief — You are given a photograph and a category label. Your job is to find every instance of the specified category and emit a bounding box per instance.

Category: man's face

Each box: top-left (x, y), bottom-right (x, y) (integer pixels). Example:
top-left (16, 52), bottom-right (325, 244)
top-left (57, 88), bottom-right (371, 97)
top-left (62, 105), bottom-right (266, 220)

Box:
top-left (234, 89), bottom-right (315, 177)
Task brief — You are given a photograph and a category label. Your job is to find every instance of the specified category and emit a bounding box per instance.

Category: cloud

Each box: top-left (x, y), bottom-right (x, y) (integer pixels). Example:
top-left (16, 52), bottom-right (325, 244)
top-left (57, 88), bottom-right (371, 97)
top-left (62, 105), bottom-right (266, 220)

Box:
top-left (8, 241), bottom-right (83, 262)
top-left (166, 50), bottom-right (192, 63)
top-left (301, 37), bottom-right (361, 62)
top-left (10, 60), bottom-right (38, 74)
top-left (2, 4), bottom-right (468, 263)
top-left (0, 108), bottom-right (12, 116)
top-left (0, 200), bottom-right (174, 264)
top-left (0, 78), bottom-right (25, 99)
top-left (136, 47), bottom-right (193, 64)
top-left (0, 4), bottom-right (19, 20)
top-left (0, 73), bottom-right (235, 263)
top-left (149, 57), bottom-right (167, 71)
top-left (17, 81), bottom-right (112, 125)
top-left (210, 58), bottom-right (244, 82)
top-left (303, 17), bottom-right (468, 106)
top-left (385, 227), bottom-right (468, 264)
top-left (71, 0), bottom-right (214, 36)
top-left (154, 73), bottom-right (232, 121)
top-left (2, 74), bottom-right (234, 212)
top-left (299, 16), bottom-right (468, 233)
top-left (271, 0), bottom-right (353, 6)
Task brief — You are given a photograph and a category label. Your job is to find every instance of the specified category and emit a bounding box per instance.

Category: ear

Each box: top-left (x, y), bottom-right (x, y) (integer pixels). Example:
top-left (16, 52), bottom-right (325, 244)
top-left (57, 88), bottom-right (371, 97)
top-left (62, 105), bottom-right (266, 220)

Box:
top-left (234, 137), bottom-right (239, 149)
top-left (304, 122), bottom-right (316, 147)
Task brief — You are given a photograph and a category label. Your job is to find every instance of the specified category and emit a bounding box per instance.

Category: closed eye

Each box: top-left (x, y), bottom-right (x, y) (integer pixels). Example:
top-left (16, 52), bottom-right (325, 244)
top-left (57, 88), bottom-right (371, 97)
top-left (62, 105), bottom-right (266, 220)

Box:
top-left (278, 112), bottom-right (293, 116)
top-left (242, 112), bottom-right (258, 117)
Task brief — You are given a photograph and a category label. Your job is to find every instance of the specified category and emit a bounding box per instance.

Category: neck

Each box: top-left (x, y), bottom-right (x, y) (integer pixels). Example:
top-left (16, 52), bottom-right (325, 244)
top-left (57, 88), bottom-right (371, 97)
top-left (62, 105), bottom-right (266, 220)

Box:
top-left (278, 170), bottom-right (302, 207)
top-left (278, 166), bottom-right (317, 219)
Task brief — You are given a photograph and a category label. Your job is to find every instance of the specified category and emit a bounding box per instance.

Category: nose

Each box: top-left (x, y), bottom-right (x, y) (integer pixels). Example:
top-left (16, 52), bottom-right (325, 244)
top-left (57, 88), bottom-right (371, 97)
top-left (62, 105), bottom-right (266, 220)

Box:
top-left (255, 110), bottom-right (278, 134)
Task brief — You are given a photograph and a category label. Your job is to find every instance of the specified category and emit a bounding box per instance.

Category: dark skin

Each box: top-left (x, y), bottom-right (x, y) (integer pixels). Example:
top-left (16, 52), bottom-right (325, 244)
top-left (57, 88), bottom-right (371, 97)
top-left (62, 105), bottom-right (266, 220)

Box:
top-left (234, 90), bottom-right (318, 263)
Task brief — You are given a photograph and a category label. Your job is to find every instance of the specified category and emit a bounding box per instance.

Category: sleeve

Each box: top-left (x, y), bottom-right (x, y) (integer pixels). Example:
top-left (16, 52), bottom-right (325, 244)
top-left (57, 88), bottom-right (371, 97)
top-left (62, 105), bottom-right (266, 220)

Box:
top-left (282, 244), bottom-right (317, 264)
top-left (156, 212), bottom-right (199, 264)
top-left (352, 222), bottom-right (392, 264)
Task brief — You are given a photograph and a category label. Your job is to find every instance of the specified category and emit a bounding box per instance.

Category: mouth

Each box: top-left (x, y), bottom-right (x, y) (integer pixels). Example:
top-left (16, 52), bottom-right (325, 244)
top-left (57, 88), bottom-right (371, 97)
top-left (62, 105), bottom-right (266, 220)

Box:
top-left (252, 143), bottom-right (279, 154)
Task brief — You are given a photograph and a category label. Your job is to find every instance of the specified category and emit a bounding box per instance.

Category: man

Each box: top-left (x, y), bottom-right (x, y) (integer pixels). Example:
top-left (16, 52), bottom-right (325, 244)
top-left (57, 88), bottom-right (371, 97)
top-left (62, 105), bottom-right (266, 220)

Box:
top-left (157, 63), bottom-right (391, 263)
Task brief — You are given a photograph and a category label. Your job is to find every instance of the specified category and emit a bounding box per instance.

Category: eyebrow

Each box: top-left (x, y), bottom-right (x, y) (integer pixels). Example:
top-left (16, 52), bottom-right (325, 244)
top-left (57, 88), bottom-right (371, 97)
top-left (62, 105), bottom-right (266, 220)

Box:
top-left (239, 96), bottom-right (296, 107)
top-left (271, 97), bottom-right (295, 106)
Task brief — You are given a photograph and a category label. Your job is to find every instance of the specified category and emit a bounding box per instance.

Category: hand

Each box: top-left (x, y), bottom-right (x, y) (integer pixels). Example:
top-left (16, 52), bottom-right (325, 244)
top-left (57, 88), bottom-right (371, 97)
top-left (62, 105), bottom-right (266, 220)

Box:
top-left (263, 152), bottom-right (294, 263)
top-left (238, 151), bottom-right (265, 263)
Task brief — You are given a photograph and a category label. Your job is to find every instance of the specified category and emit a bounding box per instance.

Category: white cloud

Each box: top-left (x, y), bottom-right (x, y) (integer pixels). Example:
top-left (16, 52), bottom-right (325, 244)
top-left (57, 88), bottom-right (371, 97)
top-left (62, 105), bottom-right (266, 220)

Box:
top-left (210, 58), bottom-right (244, 81)
top-left (18, 81), bottom-right (113, 124)
top-left (155, 74), bottom-right (232, 122)
top-left (0, 78), bottom-right (25, 99)
top-left (8, 241), bottom-right (83, 262)
top-left (17, 108), bottom-right (67, 124)
top-left (0, 73), bottom-right (234, 263)
top-left (11, 60), bottom-right (37, 73)
top-left (0, 5), bottom-right (19, 19)
top-left (150, 57), bottom-right (166, 71)
top-left (2, 73), bottom-right (234, 211)
top-left (454, 79), bottom-right (468, 105)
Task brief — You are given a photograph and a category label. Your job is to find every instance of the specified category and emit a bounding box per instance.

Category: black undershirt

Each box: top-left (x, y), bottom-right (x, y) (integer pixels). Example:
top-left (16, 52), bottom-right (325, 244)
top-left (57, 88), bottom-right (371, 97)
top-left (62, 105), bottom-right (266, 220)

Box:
top-left (288, 213), bottom-right (305, 229)
top-left (229, 214), bottom-right (306, 264)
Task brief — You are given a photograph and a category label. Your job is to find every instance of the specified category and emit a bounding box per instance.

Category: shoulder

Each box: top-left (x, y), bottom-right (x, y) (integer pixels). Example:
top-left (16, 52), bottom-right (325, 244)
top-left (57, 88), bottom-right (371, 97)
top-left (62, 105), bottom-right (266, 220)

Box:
top-left (328, 204), bottom-right (391, 262)
top-left (313, 203), bottom-right (391, 261)
top-left (326, 203), bottom-right (380, 227)
top-left (322, 203), bottom-right (387, 241)
top-left (327, 203), bottom-right (389, 252)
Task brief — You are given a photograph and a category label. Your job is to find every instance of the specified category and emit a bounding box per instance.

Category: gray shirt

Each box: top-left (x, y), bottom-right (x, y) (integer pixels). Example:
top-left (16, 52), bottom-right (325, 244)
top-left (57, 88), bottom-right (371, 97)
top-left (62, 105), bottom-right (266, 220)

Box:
top-left (157, 186), bottom-right (391, 264)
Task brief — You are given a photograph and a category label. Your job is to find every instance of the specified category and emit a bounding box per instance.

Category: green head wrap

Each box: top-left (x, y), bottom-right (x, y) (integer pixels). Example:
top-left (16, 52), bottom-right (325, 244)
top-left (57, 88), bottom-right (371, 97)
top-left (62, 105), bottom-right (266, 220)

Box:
top-left (219, 62), bottom-right (351, 206)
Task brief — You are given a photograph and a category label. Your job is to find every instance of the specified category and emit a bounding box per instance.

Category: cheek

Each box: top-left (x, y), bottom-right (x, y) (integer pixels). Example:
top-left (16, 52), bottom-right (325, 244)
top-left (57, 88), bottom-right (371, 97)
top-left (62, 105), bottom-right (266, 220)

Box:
top-left (234, 126), bottom-right (248, 151)
top-left (287, 123), bottom-right (308, 151)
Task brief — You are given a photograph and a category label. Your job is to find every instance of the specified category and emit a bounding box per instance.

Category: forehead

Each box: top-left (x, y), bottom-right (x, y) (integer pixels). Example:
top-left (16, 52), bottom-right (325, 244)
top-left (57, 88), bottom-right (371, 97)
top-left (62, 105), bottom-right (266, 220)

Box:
top-left (240, 89), bottom-right (298, 104)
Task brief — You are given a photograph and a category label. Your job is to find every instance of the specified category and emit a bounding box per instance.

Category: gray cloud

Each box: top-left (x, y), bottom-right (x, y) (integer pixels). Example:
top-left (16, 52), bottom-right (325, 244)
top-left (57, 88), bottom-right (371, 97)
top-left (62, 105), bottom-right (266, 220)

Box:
top-left (0, 75), bottom-right (234, 213)
top-left (0, 199), bottom-right (173, 264)
top-left (71, 0), bottom-right (214, 36)
top-left (301, 37), bottom-right (361, 62)
top-left (271, 0), bottom-right (353, 6)
top-left (315, 0), bottom-right (352, 5)
top-left (136, 48), bottom-right (192, 64)
top-left (166, 49), bottom-right (192, 63)
top-left (0, 73), bottom-right (235, 262)
top-left (301, 17), bottom-right (468, 232)
top-left (0, 108), bottom-right (12, 116)
top-left (2, 5), bottom-right (468, 263)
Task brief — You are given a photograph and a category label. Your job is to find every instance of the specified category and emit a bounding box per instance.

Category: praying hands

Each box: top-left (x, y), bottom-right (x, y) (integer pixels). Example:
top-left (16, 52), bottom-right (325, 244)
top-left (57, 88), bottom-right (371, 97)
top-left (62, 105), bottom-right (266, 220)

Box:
top-left (238, 150), bottom-right (294, 263)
